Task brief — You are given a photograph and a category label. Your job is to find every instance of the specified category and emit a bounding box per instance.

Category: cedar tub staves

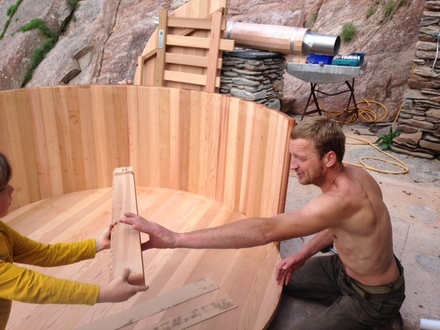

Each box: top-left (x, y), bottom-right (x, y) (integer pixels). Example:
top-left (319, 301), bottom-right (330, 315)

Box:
top-left (0, 85), bottom-right (295, 329)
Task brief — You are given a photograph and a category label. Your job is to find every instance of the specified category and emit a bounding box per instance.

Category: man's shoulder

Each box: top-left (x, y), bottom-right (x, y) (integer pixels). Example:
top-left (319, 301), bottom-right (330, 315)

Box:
top-left (343, 164), bottom-right (377, 183)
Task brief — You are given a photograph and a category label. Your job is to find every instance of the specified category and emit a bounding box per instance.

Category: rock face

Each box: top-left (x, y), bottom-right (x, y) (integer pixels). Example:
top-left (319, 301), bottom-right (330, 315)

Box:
top-left (0, 1), bottom-right (425, 125)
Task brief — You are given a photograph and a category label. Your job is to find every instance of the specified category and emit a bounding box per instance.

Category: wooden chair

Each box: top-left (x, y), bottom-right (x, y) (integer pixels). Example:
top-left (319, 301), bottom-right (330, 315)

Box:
top-left (0, 85), bottom-right (294, 217)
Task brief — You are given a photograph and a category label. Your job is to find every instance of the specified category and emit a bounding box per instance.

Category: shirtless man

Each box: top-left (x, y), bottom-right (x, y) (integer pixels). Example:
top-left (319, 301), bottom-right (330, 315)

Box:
top-left (120, 116), bottom-right (405, 329)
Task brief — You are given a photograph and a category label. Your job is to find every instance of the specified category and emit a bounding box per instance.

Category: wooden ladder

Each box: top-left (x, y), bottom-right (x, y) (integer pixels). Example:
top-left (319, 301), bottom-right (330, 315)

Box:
top-left (137, 8), bottom-right (234, 92)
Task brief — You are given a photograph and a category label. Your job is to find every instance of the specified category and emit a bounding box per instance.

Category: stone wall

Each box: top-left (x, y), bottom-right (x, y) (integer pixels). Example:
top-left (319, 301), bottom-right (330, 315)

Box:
top-left (220, 50), bottom-right (285, 111)
top-left (395, 1), bottom-right (440, 159)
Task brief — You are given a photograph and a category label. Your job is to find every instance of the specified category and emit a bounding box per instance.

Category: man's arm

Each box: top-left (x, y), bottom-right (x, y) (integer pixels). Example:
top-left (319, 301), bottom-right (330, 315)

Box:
top-left (120, 212), bottom-right (276, 250)
top-left (119, 190), bottom-right (349, 250)
top-left (296, 229), bottom-right (335, 258)
top-left (119, 197), bottom-right (337, 251)
top-left (275, 229), bottom-right (334, 285)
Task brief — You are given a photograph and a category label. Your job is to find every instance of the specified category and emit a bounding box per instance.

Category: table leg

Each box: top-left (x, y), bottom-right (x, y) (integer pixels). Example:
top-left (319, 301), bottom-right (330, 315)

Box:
top-left (301, 83), bottom-right (323, 120)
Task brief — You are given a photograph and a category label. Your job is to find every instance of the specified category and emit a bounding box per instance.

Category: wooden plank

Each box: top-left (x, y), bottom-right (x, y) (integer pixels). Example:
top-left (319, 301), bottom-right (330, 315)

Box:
top-left (143, 293), bottom-right (237, 330)
top-left (167, 16), bottom-right (227, 31)
top-left (76, 277), bottom-right (219, 330)
top-left (163, 70), bottom-right (221, 88)
top-left (165, 52), bottom-right (223, 69)
top-left (164, 70), bottom-right (203, 86)
top-left (154, 9), bottom-right (168, 86)
top-left (205, 10), bottom-right (223, 92)
top-left (111, 166), bottom-right (145, 286)
top-left (166, 34), bottom-right (234, 51)
top-left (167, 17), bottom-right (213, 30)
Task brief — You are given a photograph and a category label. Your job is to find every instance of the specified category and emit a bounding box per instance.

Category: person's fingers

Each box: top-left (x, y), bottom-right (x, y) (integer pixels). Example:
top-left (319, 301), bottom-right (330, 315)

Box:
top-left (121, 267), bottom-right (131, 281)
top-left (134, 284), bottom-right (149, 292)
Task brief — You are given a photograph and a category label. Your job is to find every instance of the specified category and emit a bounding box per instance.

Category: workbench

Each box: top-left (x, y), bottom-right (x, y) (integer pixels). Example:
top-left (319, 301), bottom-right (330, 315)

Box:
top-left (286, 63), bottom-right (364, 121)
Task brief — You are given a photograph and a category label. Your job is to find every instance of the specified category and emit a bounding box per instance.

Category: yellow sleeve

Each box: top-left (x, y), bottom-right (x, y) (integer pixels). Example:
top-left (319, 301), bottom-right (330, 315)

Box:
top-left (0, 261), bottom-right (99, 305)
top-left (2, 223), bottom-right (96, 266)
top-left (0, 222), bottom-right (100, 327)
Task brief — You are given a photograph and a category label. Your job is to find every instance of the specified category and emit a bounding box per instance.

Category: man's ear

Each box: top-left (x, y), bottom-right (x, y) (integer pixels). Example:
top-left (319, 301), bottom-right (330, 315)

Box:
top-left (324, 151), bottom-right (337, 167)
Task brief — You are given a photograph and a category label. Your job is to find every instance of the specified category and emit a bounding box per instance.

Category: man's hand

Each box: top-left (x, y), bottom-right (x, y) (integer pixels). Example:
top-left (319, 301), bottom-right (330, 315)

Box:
top-left (275, 253), bottom-right (307, 286)
top-left (95, 222), bottom-right (115, 252)
top-left (97, 268), bottom-right (148, 303)
top-left (119, 212), bottom-right (179, 250)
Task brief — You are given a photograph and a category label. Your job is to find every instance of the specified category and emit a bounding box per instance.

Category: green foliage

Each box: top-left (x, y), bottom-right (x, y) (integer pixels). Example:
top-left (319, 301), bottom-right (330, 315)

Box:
top-left (0, 0), bottom-right (80, 85)
top-left (67, 0), bottom-right (79, 10)
top-left (366, 6), bottom-right (377, 19)
top-left (383, 0), bottom-right (395, 19)
top-left (18, 19), bottom-right (58, 85)
top-left (0, 0), bottom-right (24, 40)
top-left (397, 0), bottom-right (410, 7)
top-left (23, 37), bottom-right (57, 84)
top-left (341, 22), bottom-right (357, 43)
top-left (377, 126), bottom-right (401, 150)
top-left (19, 19), bottom-right (57, 39)
top-left (381, 0), bottom-right (411, 20)
top-left (305, 13), bottom-right (318, 29)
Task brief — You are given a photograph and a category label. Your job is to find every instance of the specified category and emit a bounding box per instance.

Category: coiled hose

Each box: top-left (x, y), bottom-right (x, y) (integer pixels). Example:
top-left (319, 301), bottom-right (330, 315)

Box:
top-left (318, 99), bottom-right (410, 174)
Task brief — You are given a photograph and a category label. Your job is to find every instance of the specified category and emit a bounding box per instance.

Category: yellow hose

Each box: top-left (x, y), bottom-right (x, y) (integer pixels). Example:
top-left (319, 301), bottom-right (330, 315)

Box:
top-left (345, 135), bottom-right (410, 175)
top-left (321, 98), bottom-right (389, 124)
top-left (316, 99), bottom-right (409, 174)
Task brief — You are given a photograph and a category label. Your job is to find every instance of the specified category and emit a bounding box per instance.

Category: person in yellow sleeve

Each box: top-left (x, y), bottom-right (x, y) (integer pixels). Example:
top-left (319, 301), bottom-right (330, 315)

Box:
top-left (0, 152), bottom-right (148, 329)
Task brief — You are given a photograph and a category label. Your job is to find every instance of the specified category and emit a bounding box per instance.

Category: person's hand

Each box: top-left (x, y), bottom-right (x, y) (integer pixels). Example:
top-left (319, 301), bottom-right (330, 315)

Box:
top-left (275, 253), bottom-right (307, 286)
top-left (95, 222), bottom-right (115, 252)
top-left (119, 212), bottom-right (178, 250)
top-left (97, 268), bottom-right (148, 303)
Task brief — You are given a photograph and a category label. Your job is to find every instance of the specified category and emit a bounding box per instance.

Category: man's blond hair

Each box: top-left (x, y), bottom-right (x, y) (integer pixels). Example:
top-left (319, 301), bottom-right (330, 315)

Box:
top-left (291, 116), bottom-right (345, 163)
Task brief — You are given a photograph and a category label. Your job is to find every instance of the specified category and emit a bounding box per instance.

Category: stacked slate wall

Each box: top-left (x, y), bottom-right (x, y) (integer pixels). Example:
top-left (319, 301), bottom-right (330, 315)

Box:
top-left (396, 1), bottom-right (440, 159)
top-left (220, 50), bottom-right (285, 111)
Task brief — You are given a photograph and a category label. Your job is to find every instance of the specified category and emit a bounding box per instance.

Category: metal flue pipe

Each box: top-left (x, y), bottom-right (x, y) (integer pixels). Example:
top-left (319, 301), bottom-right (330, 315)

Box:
top-left (224, 21), bottom-right (340, 56)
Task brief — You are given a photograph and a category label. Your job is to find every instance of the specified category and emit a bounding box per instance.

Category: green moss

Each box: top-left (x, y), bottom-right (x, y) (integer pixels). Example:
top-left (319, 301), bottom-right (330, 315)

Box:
top-left (341, 22), bottom-right (357, 43)
top-left (383, 0), bottom-right (395, 19)
top-left (1, 0), bottom-right (79, 86)
top-left (18, 19), bottom-right (58, 85)
top-left (0, 0), bottom-right (24, 40)
top-left (18, 18), bottom-right (57, 38)
top-left (366, 6), bottom-right (377, 19)
top-left (305, 12), bottom-right (318, 29)
top-left (67, 0), bottom-right (79, 9)
top-left (397, 0), bottom-right (410, 7)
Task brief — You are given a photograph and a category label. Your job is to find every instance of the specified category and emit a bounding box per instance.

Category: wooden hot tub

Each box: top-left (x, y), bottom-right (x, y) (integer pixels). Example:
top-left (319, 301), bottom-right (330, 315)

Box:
top-left (0, 85), bottom-right (294, 329)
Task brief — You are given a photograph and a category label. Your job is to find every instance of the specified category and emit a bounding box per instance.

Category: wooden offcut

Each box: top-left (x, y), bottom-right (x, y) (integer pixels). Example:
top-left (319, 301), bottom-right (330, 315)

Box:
top-left (77, 277), bottom-right (219, 330)
top-left (143, 293), bottom-right (237, 330)
top-left (110, 166), bottom-right (145, 286)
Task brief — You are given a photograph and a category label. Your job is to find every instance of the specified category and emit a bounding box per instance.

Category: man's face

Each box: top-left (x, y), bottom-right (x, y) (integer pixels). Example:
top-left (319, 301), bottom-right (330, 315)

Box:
top-left (289, 138), bottom-right (325, 185)
top-left (0, 183), bottom-right (13, 217)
